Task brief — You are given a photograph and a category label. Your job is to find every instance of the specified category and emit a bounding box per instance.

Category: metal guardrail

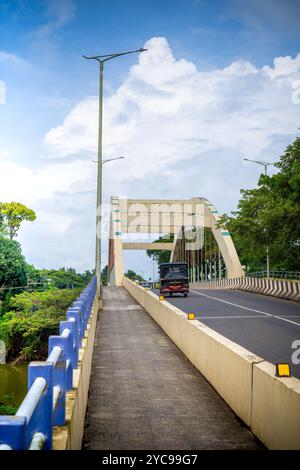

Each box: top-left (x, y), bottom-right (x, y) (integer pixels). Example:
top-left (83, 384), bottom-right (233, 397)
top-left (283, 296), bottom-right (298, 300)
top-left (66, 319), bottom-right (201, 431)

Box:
top-left (246, 271), bottom-right (300, 281)
top-left (0, 276), bottom-right (97, 451)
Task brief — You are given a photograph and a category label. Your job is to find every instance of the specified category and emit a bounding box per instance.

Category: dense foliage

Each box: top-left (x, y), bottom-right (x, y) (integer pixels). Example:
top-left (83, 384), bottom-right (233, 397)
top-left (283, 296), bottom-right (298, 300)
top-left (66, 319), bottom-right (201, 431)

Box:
top-left (0, 238), bottom-right (27, 297)
top-left (146, 234), bottom-right (174, 265)
top-left (220, 136), bottom-right (300, 272)
top-left (125, 269), bottom-right (144, 282)
top-left (0, 288), bottom-right (81, 362)
top-left (39, 267), bottom-right (93, 289)
top-left (101, 265), bottom-right (108, 285)
top-left (0, 394), bottom-right (18, 415)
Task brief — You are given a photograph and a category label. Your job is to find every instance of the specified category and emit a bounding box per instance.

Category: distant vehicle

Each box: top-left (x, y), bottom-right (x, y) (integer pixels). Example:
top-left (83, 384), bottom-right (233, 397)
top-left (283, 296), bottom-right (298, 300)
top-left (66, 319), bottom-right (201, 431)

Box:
top-left (140, 281), bottom-right (151, 288)
top-left (158, 262), bottom-right (189, 297)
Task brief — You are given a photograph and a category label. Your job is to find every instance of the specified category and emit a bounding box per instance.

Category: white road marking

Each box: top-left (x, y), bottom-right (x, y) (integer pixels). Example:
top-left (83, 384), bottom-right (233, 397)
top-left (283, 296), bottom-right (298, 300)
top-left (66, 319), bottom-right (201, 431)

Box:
top-left (199, 315), bottom-right (267, 319)
top-left (190, 290), bottom-right (300, 327)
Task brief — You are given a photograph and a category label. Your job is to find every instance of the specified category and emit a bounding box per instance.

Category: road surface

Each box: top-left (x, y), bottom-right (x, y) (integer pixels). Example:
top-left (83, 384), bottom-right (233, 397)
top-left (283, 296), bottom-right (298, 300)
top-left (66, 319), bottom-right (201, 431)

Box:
top-left (83, 287), bottom-right (261, 450)
top-left (156, 288), bottom-right (300, 378)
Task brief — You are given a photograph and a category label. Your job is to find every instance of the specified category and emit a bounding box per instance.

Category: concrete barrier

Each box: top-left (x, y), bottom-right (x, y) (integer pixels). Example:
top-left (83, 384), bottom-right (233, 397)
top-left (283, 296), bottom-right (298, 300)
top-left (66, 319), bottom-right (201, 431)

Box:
top-left (252, 362), bottom-right (300, 450)
top-left (123, 278), bottom-right (300, 449)
top-left (53, 295), bottom-right (100, 450)
top-left (191, 277), bottom-right (300, 302)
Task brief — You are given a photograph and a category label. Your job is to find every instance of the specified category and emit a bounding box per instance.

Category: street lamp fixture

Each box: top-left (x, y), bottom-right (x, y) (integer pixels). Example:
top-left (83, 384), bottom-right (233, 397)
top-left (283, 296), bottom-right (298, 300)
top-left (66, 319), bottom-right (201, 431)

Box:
top-left (83, 47), bottom-right (147, 295)
top-left (243, 158), bottom-right (274, 176)
top-left (91, 156), bottom-right (125, 165)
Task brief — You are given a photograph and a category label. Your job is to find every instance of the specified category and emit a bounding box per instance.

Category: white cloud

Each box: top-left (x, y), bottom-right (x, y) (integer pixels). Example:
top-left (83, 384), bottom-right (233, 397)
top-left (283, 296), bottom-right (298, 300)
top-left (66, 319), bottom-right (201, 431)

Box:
top-left (2, 37), bottom-right (300, 271)
top-left (33, 0), bottom-right (75, 37)
top-left (0, 52), bottom-right (29, 67)
top-left (45, 37), bottom-right (300, 185)
top-left (263, 53), bottom-right (300, 78)
top-left (0, 156), bottom-right (96, 270)
top-left (0, 159), bottom-right (93, 205)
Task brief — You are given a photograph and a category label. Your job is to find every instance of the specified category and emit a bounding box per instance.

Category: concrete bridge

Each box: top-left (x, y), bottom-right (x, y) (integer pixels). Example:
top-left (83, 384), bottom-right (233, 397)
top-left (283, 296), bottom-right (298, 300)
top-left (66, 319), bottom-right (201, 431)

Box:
top-left (0, 196), bottom-right (300, 450)
top-left (1, 275), bottom-right (300, 450)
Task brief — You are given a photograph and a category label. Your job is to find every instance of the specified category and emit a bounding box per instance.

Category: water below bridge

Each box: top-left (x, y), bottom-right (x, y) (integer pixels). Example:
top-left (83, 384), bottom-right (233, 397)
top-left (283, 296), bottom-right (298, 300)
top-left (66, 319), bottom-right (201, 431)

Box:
top-left (0, 363), bottom-right (27, 408)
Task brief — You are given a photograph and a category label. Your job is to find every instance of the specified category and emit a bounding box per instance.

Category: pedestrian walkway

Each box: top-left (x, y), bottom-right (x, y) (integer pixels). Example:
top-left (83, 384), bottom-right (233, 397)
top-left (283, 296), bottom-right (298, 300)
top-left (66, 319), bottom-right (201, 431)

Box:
top-left (83, 287), bottom-right (261, 450)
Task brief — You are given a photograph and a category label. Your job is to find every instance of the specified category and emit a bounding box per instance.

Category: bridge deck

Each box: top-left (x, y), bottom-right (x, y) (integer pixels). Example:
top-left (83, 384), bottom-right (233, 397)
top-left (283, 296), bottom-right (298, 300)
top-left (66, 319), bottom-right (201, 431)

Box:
top-left (83, 287), bottom-right (261, 450)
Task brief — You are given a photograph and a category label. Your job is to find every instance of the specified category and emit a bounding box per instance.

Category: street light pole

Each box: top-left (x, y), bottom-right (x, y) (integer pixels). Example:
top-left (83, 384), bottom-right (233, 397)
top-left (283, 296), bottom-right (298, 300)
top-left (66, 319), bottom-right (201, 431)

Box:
top-left (146, 260), bottom-right (155, 288)
top-left (96, 60), bottom-right (103, 296)
top-left (83, 48), bottom-right (147, 296)
top-left (243, 157), bottom-right (274, 279)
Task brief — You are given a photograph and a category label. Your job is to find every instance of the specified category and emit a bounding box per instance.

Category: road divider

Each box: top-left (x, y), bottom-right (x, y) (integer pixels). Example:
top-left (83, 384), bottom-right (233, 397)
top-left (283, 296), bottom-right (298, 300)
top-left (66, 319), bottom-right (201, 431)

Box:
top-left (123, 277), bottom-right (300, 449)
top-left (191, 277), bottom-right (300, 302)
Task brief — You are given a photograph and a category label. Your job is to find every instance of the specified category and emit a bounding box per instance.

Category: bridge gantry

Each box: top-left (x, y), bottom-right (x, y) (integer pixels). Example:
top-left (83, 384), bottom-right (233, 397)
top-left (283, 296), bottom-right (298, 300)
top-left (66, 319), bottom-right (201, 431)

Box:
top-left (108, 196), bottom-right (244, 286)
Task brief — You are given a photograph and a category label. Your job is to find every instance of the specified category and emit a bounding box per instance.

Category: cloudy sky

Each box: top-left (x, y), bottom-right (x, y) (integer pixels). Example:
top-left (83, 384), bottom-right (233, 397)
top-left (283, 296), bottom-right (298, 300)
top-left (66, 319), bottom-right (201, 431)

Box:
top-left (0, 0), bottom-right (300, 279)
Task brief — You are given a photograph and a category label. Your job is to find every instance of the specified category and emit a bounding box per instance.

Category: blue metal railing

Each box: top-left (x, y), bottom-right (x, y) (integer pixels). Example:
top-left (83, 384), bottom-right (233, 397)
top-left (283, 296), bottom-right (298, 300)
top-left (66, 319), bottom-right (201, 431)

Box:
top-left (246, 271), bottom-right (300, 281)
top-left (0, 276), bottom-right (97, 450)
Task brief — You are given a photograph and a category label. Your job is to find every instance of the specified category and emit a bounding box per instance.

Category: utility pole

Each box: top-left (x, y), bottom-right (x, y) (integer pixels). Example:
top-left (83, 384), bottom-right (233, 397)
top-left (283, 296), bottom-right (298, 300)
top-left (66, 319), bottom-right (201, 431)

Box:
top-left (83, 48), bottom-right (147, 296)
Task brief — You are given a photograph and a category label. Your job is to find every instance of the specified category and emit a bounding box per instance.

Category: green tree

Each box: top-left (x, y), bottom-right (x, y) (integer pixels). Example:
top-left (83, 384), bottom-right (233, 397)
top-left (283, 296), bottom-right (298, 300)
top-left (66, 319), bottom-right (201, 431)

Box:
top-left (146, 233), bottom-right (174, 265)
top-left (26, 264), bottom-right (49, 291)
top-left (0, 238), bottom-right (27, 296)
top-left (221, 136), bottom-right (300, 272)
top-left (40, 267), bottom-right (93, 289)
top-left (0, 202), bottom-right (36, 239)
top-left (101, 265), bottom-right (108, 286)
top-left (125, 269), bottom-right (144, 282)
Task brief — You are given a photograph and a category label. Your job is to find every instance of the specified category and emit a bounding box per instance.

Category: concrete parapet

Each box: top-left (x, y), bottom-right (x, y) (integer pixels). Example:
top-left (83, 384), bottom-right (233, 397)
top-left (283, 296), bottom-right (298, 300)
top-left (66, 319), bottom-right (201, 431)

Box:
top-left (252, 361), bottom-right (300, 450)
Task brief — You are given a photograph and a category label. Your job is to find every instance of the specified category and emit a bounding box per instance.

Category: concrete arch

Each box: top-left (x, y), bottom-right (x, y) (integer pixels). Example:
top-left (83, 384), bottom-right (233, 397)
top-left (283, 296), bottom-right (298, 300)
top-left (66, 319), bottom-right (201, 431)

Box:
top-left (108, 196), bottom-right (244, 286)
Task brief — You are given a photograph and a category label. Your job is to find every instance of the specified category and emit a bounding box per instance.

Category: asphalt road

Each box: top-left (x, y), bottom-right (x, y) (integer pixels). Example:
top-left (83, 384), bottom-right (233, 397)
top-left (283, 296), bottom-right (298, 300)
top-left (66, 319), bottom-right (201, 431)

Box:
top-left (155, 288), bottom-right (300, 378)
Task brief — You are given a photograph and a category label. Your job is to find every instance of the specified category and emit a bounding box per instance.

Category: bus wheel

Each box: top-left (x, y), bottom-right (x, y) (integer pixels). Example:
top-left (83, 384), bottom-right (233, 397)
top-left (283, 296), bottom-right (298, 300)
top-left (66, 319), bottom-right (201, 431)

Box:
top-left (170, 293), bottom-right (173, 297)
top-left (184, 293), bottom-right (187, 297)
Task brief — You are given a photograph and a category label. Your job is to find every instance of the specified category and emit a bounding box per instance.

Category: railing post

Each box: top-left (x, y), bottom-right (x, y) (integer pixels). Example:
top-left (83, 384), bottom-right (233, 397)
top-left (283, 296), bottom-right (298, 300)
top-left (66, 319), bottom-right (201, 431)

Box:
top-left (0, 415), bottom-right (26, 450)
top-left (60, 321), bottom-right (74, 390)
top-left (48, 336), bottom-right (67, 426)
top-left (67, 309), bottom-right (79, 367)
top-left (73, 300), bottom-right (86, 334)
top-left (27, 362), bottom-right (53, 450)
top-left (68, 305), bottom-right (84, 341)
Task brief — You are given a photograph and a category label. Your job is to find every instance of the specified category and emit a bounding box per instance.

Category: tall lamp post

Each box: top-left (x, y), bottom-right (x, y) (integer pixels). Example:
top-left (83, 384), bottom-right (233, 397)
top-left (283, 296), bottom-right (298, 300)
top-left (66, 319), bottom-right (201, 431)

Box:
top-left (243, 157), bottom-right (274, 278)
top-left (83, 48), bottom-right (147, 295)
top-left (146, 260), bottom-right (156, 288)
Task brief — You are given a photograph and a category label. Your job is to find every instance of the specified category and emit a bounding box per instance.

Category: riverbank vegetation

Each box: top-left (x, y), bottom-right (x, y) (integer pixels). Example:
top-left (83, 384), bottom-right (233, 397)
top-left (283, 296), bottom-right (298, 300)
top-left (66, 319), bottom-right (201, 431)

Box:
top-left (0, 395), bottom-right (18, 415)
top-left (0, 288), bottom-right (82, 362)
top-left (0, 200), bottom-right (94, 363)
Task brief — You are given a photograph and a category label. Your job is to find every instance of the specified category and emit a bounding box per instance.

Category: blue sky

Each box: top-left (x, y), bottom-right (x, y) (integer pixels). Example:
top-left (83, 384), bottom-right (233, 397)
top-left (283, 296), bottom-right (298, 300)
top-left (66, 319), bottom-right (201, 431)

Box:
top-left (0, 0), bottom-right (300, 279)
